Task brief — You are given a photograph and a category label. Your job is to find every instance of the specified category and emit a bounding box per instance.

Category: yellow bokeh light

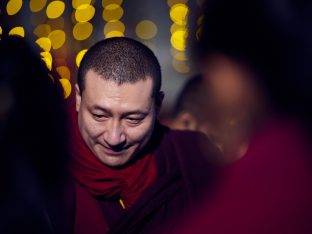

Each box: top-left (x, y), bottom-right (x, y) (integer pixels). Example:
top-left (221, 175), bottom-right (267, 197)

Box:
top-left (59, 78), bottom-right (72, 99)
top-left (56, 66), bottom-right (70, 80)
top-left (46, 1), bottom-right (65, 19)
top-left (102, 0), bottom-right (123, 8)
top-left (102, 4), bottom-right (123, 22)
top-left (167, 0), bottom-right (187, 7)
top-left (33, 24), bottom-right (51, 37)
top-left (72, 0), bottom-right (91, 9)
top-left (135, 20), bottom-right (157, 40)
top-left (104, 21), bottom-right (125, 35)
top-left (41, 51), bottom-right (52, 62)
top-left (174, 51), bottom-right (188, 61)
top-left (43, 58), bottom-right (52, 70)
top-left (30, 0), bottom-right (47, 12)
top-left (105, 31), bottom-right (124, 39)
top-left (170, 4), bottom-right (189, 26)
top-left (6, 0), bottom-right (23, 16)
top-left (73, 22), bottom-right (93, 40)
top-left (76, 49), bottom-right (88, 67)
top-left (75, 4), bottom-right (95, 22)
top-left (0, 26), bottom-right (2, 35)
top-left (36, 37), bottom-right (52, 52)
top-left (48, 30), bottom-right (66, 50)
top-left (41, 53), bottom-right (53, 71)
top-left (170, 23), bottom-right (186, 34)
top-left (8, 27), bottom-right (25, 37)
top-left (172, 59), bottom-right (190, 73)
top-left (170, 30), bottom-right (188, 51)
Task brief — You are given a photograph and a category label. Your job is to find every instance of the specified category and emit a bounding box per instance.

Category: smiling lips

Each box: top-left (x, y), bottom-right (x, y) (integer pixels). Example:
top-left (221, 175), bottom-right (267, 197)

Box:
top-left (100, 145), bottom-right (128, 156)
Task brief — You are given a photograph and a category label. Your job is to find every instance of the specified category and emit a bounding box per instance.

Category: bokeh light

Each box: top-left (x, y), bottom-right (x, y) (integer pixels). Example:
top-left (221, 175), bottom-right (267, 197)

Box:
top-left (172, 59), bottom-right (190, 73)
top-left (46, 1), bottom-right (65, 19)
top-left (105, 31), bottom-right (124, 38)
top-left (33, 24), bottom-right (52, 37)
top-left (170, 4), bottom-right (189, 26)
top-left (174, 51), bottom-right (188, 61)
top-left (167, 0), bottom-right (187, 7)
top-left (59, 78), bottom-right (72, 99)
top-left (8, 26), bottom-right (25, 37)
top-left (48, 30), bottom-right (66, 50)
top-left (75, 4), bottom-right (95, 22)
top-left (6, 0), bottom-right (23, 16)
top-left (0, 26), bottom-right (2, 35)
top-left (29, 0), bottom-right (47, 13)
top-left (135, 20), bottom-right (157, 40)
top-left (40, 52), bottom-right (53, 71)
top-left (102, 4), bottom-right (124, 22)
top-left (73, 22), bottom-right (93, 40)
top-left (102, 0), bottom-right (123, 8)
top-left (40, 52), bottom-right (52, 62)
top-left (170, 23), bottom-right (185, 34)
top-left (72, 0), bottom-right (92, 9)
top-left (171, 30), bottom-right (187, 51)
top-left (56, 66), bottom-right (71, 80)
top-left (36, 37), bottom-right (52, 52)
top-left (76, 49), bottom-right (88, 67)
top-left (104, 21), bottom-right (125, 35)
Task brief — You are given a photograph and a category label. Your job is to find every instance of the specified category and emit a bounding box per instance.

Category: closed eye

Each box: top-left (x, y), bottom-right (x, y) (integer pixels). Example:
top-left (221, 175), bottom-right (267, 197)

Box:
top-left (126, 117), bottom-right (144, 125)
top-left (92, 114), bottom-right (108, 121)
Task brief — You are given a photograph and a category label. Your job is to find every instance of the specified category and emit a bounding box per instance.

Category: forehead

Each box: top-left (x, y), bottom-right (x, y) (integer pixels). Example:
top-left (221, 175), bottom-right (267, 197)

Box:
top-left (82, 70), bottom-right (154, 109)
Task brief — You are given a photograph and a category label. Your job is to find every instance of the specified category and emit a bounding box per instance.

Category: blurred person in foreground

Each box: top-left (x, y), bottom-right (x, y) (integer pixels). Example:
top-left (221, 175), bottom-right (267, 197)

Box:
top-left (65, 37), bottom-right (220, 234)
top-left (175, 0), bottom-right (312, 233)
top-left (170, 74), bottom-right (248, 162)
top-left (0, 35), bottom-right (68, 233)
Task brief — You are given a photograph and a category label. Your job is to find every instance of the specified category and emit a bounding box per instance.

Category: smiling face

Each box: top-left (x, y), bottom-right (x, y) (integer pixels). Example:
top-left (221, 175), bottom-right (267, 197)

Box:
top-left (76, 70), bottom-right (161, 167)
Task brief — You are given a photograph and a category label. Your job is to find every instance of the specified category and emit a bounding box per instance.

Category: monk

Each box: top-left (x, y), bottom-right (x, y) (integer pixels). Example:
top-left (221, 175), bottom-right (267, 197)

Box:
top-left (65, 37), bottom-right (219, 234)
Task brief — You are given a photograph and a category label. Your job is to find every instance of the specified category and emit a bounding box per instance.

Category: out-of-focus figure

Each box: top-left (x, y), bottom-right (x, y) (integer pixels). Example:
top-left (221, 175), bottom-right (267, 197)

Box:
top-left (170, 73), bottom-right (249, 162)
top-left (175, 0), bottom-right (312, 233)
top-left (170, 75), bottom-right (211, 135)
top-left (0, 35), bottom-right (68, 234)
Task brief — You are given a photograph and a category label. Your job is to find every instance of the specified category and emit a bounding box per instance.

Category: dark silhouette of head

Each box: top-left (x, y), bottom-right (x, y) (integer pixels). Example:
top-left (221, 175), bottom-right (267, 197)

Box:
top-left (0, 35), bottom-right (68, 233)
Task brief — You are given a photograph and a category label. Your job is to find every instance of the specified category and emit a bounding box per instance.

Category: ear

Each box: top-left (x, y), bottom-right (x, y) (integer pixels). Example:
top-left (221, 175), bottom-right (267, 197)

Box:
top-left (155, 91), bottom-right (164, 115)
top-left (75, 84), bottom-right (81, 112)
top-left (177, 112), bottom-right (198, 131)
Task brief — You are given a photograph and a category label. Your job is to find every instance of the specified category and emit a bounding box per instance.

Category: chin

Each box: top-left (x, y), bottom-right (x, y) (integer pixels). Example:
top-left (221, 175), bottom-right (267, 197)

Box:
top-left (98, 154), bottom-right (131, 168)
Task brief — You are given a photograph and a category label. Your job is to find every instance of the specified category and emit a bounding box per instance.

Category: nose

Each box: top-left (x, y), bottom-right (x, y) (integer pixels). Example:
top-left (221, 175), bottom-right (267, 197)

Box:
top-left (103, 120), bottom-right (126, 148)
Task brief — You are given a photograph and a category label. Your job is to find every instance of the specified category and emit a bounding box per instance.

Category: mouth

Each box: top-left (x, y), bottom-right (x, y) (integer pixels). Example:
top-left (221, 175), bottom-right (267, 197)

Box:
top-left (99, 145), bottom-right (128, 156)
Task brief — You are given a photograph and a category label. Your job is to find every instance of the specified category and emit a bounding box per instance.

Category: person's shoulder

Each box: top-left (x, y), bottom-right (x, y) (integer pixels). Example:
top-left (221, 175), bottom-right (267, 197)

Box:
top-left (160, 125), bottom-right (221, 162)
top-left (165, 127), bottom-right (208, 142)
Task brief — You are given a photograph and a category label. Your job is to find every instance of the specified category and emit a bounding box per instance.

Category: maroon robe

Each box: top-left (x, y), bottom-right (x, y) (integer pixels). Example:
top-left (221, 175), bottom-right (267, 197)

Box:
top-left (177, 118), bottom-right (312, 234)
top-left (64, 123), bottom-right (219, 234)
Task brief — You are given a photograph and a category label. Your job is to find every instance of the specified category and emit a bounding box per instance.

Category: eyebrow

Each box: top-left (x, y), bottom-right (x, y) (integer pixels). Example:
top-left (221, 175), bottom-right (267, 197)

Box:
top-left (92, 105), bottom-right (149, 117)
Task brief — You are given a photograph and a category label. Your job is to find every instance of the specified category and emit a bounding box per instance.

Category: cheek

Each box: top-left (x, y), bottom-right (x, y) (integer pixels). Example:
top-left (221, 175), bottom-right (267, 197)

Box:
top-left (126, 117), bottom-right (155, 143)
top-left (80, 114), bottom-right (103, 139)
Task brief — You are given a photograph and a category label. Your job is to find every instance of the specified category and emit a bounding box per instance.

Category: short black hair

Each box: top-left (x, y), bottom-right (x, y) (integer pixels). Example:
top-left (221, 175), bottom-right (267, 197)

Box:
top-left (77, 37), bottom-right (161, 97)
